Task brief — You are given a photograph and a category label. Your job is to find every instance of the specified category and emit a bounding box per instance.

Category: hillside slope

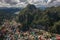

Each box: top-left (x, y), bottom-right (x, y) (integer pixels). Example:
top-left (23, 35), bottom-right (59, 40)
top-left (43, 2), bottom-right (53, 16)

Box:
top-left (18, 4), bottom-right (60, 34)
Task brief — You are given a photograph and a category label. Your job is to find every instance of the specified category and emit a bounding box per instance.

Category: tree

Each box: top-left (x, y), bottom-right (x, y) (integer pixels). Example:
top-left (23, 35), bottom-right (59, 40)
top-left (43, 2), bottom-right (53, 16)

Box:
top-left (51, 21), bottom-right (60, 34)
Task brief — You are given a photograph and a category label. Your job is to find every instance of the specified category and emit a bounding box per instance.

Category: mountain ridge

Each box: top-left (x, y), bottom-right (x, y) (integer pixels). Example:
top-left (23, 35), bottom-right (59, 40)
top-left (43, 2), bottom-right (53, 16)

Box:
top-left (18, 4), bottom-right (60, 33)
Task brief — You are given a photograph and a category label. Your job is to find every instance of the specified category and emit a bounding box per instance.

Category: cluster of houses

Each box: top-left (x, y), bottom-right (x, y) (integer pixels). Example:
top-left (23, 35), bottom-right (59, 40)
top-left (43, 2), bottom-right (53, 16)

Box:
top-left (0, 20), bottom-right (60, 40)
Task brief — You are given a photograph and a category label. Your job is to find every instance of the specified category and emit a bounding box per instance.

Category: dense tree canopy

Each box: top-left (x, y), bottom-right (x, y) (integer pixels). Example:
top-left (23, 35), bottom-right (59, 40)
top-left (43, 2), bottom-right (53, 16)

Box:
top-left (18, 4), bottom-right (60, 33)
top-left (0, 4), bottom-right (60, 33)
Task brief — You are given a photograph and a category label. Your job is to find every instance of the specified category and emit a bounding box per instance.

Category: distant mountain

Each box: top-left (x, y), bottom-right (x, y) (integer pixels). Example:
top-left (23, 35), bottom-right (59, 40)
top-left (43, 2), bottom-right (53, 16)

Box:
top-left (0, 7), bottom-right (22, 25)
top-left (0, 7), bottom-right (22, 17)
top-left (0, 7), bottom-right (22, 13)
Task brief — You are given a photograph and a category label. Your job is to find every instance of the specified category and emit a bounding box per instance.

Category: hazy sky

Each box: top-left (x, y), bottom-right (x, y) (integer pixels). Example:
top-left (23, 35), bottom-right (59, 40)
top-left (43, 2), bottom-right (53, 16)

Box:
top-left (0, 0), bottom-right (60, 7)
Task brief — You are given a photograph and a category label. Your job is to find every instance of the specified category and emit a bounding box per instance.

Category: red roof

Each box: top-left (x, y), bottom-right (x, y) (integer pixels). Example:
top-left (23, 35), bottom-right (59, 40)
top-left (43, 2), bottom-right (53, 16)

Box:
top-left (56, 35), bottom-right (60, 39)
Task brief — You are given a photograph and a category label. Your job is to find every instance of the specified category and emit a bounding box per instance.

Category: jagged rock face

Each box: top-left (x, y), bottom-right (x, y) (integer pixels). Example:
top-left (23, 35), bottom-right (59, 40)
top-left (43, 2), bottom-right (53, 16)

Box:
top-left (26, 4), bottom-right (36, 10)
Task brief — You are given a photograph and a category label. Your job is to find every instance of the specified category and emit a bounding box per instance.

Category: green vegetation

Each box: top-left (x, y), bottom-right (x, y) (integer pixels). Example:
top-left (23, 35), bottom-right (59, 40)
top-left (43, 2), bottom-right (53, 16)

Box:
top-left (18, 4), bottom-right (60, 34)
top-left (0, 4), bottom-right (60, 34)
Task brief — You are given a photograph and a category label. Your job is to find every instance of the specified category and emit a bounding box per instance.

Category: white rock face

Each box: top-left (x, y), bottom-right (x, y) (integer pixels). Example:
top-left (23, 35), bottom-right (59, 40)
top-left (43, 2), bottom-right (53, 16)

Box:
top-left (0, 0), bottom-right (60, 7)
